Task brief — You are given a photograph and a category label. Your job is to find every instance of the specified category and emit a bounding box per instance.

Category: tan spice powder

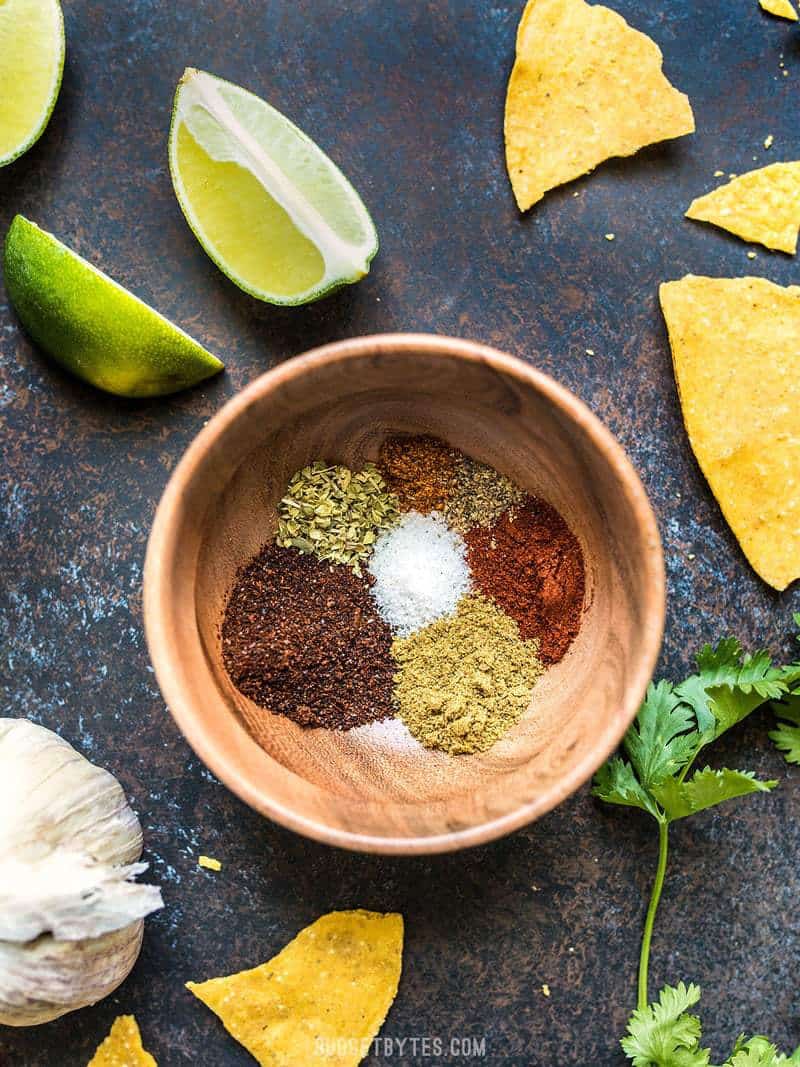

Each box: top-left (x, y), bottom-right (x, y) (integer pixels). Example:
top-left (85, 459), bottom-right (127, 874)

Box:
top-left (392, 594), bottom-right (543, 755)
top-left (379, 435), bottom-right (458, 514)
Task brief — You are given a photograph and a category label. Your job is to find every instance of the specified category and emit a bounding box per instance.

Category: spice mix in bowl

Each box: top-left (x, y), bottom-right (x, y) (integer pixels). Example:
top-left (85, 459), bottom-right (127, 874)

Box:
top-left (144, 334), bottom-right (665, 853)
top-left (221, 439), bottom-right (585, 756)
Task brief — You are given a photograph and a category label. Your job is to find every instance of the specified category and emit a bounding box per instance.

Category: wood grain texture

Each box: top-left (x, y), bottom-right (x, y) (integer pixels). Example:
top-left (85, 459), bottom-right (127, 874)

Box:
top-left (144, 334), bottom-right (665, 852)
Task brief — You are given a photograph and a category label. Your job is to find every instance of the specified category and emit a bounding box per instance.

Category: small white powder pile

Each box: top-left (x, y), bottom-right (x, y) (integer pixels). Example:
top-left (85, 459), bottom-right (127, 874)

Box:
top-left (368, 511), bottom-right (470, 636)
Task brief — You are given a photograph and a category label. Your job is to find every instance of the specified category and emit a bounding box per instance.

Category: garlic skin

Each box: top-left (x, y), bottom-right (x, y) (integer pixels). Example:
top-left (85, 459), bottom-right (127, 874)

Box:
top-left (0, 925), bottom-right (144, 1028)
top-left (0, 719), bottom-right (163, 1026)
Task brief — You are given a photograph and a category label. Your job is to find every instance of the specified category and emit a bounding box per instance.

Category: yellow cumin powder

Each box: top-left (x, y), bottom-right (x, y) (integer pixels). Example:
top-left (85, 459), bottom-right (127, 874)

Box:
top-left (392, 594), bottom-right (542, 755)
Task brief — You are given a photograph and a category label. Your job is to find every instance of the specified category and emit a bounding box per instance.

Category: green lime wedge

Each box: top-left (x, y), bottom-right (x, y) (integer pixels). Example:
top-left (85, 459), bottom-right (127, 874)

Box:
top-left (168, 68), bottom-right (378, 306)
top-left (4, 216), bottom-right (224, 398)
top-left (0, 0), bottom-right (65, 167)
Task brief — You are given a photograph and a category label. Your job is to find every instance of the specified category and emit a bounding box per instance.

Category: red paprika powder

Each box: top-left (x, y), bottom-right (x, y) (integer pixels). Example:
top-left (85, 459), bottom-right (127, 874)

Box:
top-left (465, 497), bottom-right (585, 664)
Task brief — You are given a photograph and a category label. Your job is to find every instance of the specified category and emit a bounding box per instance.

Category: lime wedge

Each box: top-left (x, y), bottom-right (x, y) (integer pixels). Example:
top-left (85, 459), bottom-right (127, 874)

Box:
top-left (0, 0), bottom-right (65, 167)
top-left (4, 216), bottom-right (224, 398)
top-left (169, 69), bottom-right (378, 306)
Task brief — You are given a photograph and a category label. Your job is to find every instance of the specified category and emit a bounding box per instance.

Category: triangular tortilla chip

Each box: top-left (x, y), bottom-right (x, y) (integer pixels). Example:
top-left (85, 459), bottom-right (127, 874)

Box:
top-left (660, 275), bottom-right (800, 590)
top-left (504, 0), bottom-right (695, 210)
top-left (187, 910), bottom-right (403, 1067)
top-left (686, 163), bottom-right (800, 253)
top-left (87, 1016), bottom-right (157, 1067)
top-left (759, 0), bottom-right (798, 21)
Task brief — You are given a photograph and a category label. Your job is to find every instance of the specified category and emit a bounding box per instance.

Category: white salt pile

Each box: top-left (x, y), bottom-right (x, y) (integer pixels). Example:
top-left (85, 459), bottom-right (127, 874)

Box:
top-left (368, 511), bottom-right (470, 636)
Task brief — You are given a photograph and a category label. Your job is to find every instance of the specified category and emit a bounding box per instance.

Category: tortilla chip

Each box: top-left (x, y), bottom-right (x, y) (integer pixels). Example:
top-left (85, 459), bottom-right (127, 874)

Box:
top-left (505, 0), bottom-right (695, 210)
top-left (759, 0), bottom-right (798, 20)
top-left (660, 275), bottom-right (800, 590)
top-left (187, 910), bottom-right (403, 1067)
top-left (686, 163), bottom-right (800, 253)
top-left (88, 1016), bottom-right (157, 1067)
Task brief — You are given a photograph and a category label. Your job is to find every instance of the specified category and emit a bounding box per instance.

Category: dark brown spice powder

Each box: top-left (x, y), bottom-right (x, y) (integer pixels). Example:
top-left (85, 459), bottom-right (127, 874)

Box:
top-left (466, 497), bottom-right (585, 665)
top-left (378, 434), bottom-right (458, 514)
top-left (221, 544), bottom-right (395, 730)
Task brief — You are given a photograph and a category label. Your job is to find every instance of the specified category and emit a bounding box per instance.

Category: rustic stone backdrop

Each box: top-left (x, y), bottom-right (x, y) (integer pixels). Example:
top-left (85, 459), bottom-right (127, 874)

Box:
top-left (1, 2), bottom-right (798, 1063)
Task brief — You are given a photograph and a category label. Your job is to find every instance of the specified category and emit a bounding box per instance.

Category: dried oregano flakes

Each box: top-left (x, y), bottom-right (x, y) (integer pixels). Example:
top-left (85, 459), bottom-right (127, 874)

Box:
top-left (275, 461), bottom-right (400, 573)
top-left (443, 454), bottom-right (524, 535)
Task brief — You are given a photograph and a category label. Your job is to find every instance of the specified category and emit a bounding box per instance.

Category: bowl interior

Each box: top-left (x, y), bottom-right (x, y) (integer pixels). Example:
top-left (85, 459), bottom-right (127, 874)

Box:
top-left (148, 337), bottom-right (663, 852)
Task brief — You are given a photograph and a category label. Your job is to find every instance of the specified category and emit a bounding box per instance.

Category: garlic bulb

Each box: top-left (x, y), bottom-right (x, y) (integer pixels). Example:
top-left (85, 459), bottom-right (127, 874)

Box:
top-left (0, 718), bottom-right (163, 1026)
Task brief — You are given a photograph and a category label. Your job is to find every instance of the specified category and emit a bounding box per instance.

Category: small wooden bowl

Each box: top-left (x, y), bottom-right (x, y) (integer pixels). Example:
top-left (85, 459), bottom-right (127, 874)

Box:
top-left (144, 335), bottom-right (664, 854)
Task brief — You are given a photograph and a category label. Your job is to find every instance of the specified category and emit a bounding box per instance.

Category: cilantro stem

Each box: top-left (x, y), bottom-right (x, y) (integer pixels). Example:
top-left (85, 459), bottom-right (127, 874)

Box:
top-left (677, 739), bottom-right (706, 785)
top-left (638, 817), bottom-right (669, 1011)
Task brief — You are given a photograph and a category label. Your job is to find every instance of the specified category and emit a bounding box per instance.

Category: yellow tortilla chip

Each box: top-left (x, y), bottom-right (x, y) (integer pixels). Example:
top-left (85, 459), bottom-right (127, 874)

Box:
top-left (686, 163), bottom-right (800, 253)
top-left (187, 910), bottom-right (403, 1067)
top-left (660, 275), bottom-right (800, 590)
top-left (504, 0), bottom-right (695, 210)
top-left (87, 1016), bottom-right (157, 1067)
top-left (759, 0), bottom-right (798, 20)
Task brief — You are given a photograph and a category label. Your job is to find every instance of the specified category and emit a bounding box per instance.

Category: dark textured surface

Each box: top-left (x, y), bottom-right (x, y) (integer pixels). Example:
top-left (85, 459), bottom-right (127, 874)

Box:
top-left (1, 2), bottom-right (799, 1064)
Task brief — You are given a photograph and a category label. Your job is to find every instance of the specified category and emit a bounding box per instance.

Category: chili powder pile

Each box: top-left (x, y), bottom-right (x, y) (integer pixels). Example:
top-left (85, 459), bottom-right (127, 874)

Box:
top-left (379, 434), bottom-right (458, 514)
top-left (466, 497), bottom-right (585, 665)
top-left (221, 544), bottom-right (395, 730)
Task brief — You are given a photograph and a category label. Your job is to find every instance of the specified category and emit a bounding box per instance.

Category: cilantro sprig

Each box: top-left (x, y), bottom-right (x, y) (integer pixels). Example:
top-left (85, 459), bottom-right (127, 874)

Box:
top-left (594, 634), bottom-right (800, 1065)
top-left (769, 615), bottom-right (800, 767)
top-left (622, 985), bottom-right (800, 1067)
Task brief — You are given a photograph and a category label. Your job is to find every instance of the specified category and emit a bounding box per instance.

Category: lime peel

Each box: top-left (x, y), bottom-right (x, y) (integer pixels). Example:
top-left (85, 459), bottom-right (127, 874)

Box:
top-left (177, 70), bottom-right (370, 281)
top-left (4, 215), bottom-right (224, 399)
top-left (0, 0), bottom-right (65, 167)
top-left (169, 69), bottom-right (378, 306)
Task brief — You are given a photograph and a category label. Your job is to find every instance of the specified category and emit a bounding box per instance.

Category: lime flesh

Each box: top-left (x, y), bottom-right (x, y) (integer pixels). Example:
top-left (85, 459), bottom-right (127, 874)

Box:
top-left (4, 216), bottom-right (224, 398)
top-left (169, 69), bottom-right (378, 305)
top-left (0, 0), bottom-right (65, 166)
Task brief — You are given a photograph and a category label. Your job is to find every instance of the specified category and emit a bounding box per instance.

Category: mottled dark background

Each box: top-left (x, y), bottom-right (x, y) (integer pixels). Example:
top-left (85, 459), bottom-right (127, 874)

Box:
top-left (1, 2), bottom-right (799, 1064)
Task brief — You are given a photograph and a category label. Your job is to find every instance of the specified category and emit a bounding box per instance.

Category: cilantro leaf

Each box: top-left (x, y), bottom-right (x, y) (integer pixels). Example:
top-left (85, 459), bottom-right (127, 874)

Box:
top-left (673, 673), bottom-right (718, 741)
top-left (726, 1037), bottom-right (793, 1067)
top-left (727, 1050), bottom-right (777, 1067)
top-left (621, 982), bottom-right (710, 1067)
top-left (652, 768), bottom-right (777, 822)
top-left (592, 756), bottom-right (659, 817)
top-left (770, 694), bottom-right (800, 766)
top-left (676, 640), bottom-right (791, 740)
top-left (769, 720), bottom-right (800, 766)
top-left (624, 681), bottom-right (700, 791)
top-left (597, 636), bottom-right (791, 824)
top-left (622, 992), bottom-right (799, 1067)
top-left (693, 639), bottom-right (785, 695)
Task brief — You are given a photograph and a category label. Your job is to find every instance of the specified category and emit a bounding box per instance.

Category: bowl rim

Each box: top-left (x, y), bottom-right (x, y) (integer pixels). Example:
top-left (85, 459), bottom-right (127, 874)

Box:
top-left (144, 332), bottom-right (665, 854)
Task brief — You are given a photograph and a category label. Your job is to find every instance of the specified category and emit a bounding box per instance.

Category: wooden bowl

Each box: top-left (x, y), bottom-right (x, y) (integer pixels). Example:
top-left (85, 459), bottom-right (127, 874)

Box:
top-left (144, 334), bottom-right (665, 854)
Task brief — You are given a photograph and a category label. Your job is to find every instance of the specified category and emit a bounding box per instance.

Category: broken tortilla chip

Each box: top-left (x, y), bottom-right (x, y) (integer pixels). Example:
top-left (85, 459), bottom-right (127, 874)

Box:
top-left (686, 162), bottom-right (800, 253)
top-left (187, 910), bottom-right (403, 1067)
top-left (504, 0), bottom-right (695, 210)
top-left (660, 275), bottom-right (800, 590)
top-left (759, 0), bottom-right (798, 20)
top-left (87, 1016), bottom-right (157, 1067)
